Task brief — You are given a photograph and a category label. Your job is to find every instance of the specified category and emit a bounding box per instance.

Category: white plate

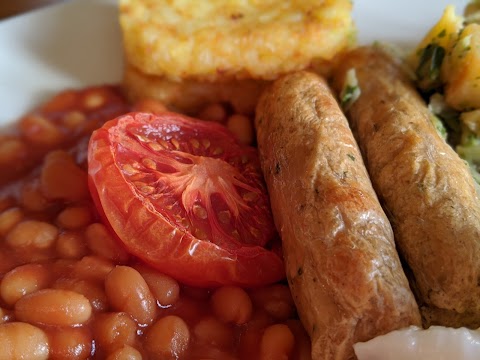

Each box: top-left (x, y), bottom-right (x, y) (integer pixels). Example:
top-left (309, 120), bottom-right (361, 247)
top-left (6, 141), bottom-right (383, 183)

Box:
top-left (0, 0), bottom-right (469, 125)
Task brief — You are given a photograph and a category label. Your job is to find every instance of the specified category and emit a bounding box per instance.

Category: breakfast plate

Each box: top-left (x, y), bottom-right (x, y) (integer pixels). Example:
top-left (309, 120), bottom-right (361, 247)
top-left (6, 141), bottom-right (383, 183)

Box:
top-left (0, 0), bottom-right (478, 358)
top-left (0, 0), bottom-right (469, 124)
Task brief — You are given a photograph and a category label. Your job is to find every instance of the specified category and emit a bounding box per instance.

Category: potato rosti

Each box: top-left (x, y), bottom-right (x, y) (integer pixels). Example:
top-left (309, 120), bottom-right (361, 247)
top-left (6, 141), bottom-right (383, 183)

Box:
top-left (119, 0), bottom-right (354, 81)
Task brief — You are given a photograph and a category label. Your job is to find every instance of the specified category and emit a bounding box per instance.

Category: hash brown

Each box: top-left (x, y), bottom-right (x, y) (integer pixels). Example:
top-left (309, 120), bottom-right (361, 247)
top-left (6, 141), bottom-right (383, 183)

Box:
top-left (119, 0), bottom-right (354, 81)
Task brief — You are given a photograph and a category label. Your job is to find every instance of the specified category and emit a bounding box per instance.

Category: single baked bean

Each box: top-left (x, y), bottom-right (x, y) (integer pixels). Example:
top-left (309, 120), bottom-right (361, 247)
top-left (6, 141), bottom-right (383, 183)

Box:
top-left (259, 324), bottom-right (295, 360)
top-left (93, 312), bottom-right (137, 352)
top-left (15, 288), bottom-right (92, 326)
top-left (56, 231), bottom-right (88, 259)
top-left (1, 263), bottom-right (51, 306)
top-left (198, 103), bottom-right (227, 123)
top-left (40, 151), bottom-right (89, 202)
top-left (286, 319), bottom-right (312, 360)
top-left (226, 114), bottom-right (254, 145)
top-left (20, 181), bottom-right (50, 212)
top-left (133, 98), bottom-right (168, 114)
top-left (0, 207), bottom-right (23, 236)
top-left (0, 322), bottom-right (49, 360)
top-left (251, 284), bottom-right (296, 321)
top-left (105, 266), bottom-right (156, 325)
top-left (73, 255), bottom-right (115, 281)
top-left (46, 326), bottom-right (92, 360)
top-left (106, 345), bottom-right (143, 360)
top-left (6, 220), bottom-right (58, 249)
top-left (136, 265), bottom-right (180, 306)
top-left (0, 138), bottom-right (27, 165)
top-left (193, 316), bottom-right (233, 349)
top-left (211, 286), bottom-right (252, 324)
top-left (84, 223), bottom-right (129, 263)
top-left (144, 315), bottom-right (190, 360)
top-left (83, 91), bottom-right (105, 109)
top-left (62, 111), bottom-right (86, 130)
top-left (56, 206), bottom-right (92, 230)
top-left (54, 278), bottom-right (108, 313)
top-left (20, 114), bottom-right (64, 147)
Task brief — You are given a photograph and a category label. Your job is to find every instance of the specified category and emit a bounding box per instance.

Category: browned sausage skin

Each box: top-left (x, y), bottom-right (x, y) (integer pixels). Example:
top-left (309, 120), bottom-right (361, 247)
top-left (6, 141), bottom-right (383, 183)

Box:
top-left (332, 46), bottom-right (480, 328)
top-left (255, 71), bottom-right (420, 360)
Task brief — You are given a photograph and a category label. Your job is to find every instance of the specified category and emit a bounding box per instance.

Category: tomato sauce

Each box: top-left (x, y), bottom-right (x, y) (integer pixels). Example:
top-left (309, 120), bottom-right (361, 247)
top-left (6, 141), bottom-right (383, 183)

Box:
top-left (0, 86), bottom-right (311, 359)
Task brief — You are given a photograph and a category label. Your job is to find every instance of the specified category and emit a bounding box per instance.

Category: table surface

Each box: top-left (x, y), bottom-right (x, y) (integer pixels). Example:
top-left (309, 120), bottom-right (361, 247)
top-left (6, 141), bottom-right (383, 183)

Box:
top-left (0, 0), bottom-right (65, 19)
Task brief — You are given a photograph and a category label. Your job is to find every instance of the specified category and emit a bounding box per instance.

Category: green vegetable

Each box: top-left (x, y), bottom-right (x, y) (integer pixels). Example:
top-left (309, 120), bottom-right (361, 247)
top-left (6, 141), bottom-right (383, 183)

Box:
top-left (457, 140), bottom-right (480, 181)
top-left (456, 115), bottom-right (480, 185)
top-left (438, 29), bottom-right (447, 38)
top-left (416, 43), bottom-right (446, 91)
top-left (428, 93), bottom-right (461, 145)
top-left (340, 68), bottom-right (361, 110)
top-left (429, 114), bottom-right (448, 140)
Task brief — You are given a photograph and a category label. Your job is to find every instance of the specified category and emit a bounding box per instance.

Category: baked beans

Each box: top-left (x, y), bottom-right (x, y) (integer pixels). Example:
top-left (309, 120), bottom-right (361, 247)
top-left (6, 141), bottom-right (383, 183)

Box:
top-left (1, 264), bottom-right (51, 306)
top-left (45, 326), bottom-right (92, 360)
top-left (0, 207), bottom-right (23, 236)
top-left (226, 114), bottom-right (254, 145)
top-left (0, 322), bottom-right (49, 360)
top-left (260, 324), bottom-right (295, 360)
top-left (106, 345), bottom-right (143, 360)
top-left (0, 86), bottom-right (311, 359)
top-left (105, 266), bottom-right (156, 325)
top-left (14, 289), bottom-right (92, 326)
top-left (144, 315), bottom-right (190, 359)
top-left (84, 223), bottom-right (129, 262)
top-left (92, 312), bottom-right (137, 355)
top-left (211, 286), bottom-right (253, 325)
top-left (56, 206), bottom-right (92, 230)
top-left (198, 103), bottom-right (228, 123)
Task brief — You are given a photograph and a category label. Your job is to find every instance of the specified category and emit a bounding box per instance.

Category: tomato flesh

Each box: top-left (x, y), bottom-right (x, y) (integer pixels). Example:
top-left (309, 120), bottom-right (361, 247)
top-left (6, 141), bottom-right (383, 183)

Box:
top-left (88, 112), bottom-right (284, 287)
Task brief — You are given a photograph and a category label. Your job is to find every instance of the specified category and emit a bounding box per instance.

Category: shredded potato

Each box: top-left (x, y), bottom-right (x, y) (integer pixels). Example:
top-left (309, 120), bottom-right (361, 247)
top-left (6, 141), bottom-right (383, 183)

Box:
top-left (119, 0), bottom-right (354, 81)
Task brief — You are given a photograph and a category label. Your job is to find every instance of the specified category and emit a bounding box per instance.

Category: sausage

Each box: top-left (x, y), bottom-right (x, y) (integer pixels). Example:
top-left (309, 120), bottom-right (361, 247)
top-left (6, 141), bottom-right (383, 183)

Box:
top-left (331, 46), bottom-right (480, 328)
top-left (255, 71), bottom-right (420, 360)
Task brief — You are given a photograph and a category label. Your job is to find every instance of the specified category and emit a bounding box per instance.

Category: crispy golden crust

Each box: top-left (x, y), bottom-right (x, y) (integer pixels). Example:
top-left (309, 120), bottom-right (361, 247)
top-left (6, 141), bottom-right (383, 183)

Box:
top-left (332, 46), bottom-right (480, 328)
top-left (119, 0), bottom-right (354, 81)
top-left (123, 64), bottom-right (268, 115)
top-left (255, 71), bottom-right (420, 360)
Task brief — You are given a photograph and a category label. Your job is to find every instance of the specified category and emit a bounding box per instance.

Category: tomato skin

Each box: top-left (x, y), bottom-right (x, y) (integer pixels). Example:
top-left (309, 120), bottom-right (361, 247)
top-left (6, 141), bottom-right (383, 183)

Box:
top-left (88, 112), bottom-right (284, 287)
